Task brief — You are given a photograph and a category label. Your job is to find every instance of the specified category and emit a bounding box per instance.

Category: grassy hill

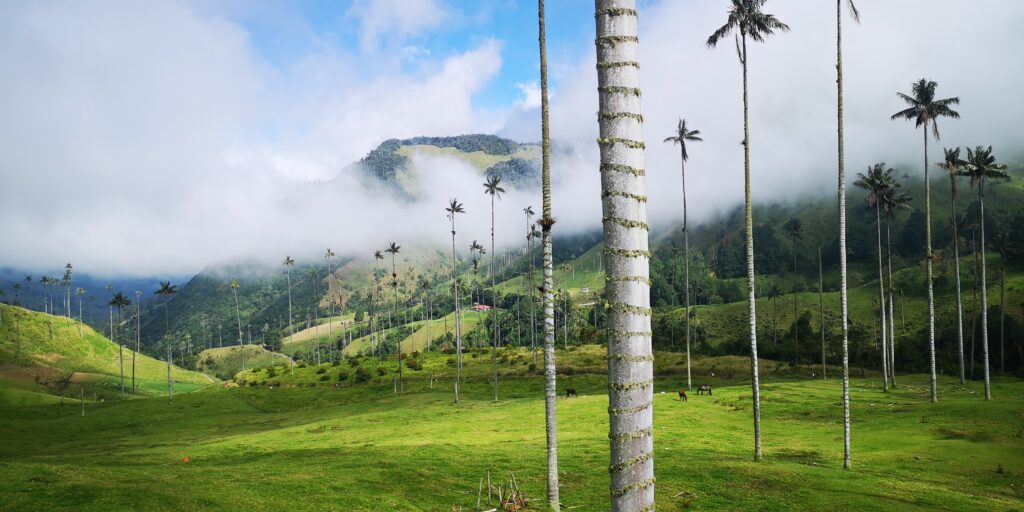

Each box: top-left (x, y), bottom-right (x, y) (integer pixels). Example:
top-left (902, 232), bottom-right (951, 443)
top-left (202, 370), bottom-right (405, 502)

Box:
top-left (0, 344), bottom-right (1019, 511)
top-left (0, 304), bottom-right (213, 401)
top-left (196, 345), bottom-right (292, 380)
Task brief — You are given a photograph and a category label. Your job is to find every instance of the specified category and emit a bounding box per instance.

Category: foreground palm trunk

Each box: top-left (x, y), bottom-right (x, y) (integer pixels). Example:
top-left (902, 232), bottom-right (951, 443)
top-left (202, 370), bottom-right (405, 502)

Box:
top-left (978, 185), bottom-right (991, 400)
top-left (739, 32), bottom-right (764, 464)
top-left (950, 180), bottom-right (966, 384)
top-left (595, 3), bottom-right (655, 509)
top-left (538, 1), bottom-right (559, 507)
top-left (874, 202), bottom-right (888, 391)
top-left (836, 0), bottom-right (853, 469)
top-left (818, 247), bottom-right (826, 380)
top-left (922, 129), bottom-right (938, 402)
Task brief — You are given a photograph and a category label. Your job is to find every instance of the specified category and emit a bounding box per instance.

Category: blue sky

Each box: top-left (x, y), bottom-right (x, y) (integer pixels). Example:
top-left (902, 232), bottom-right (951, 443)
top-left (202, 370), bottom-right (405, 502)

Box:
top-left (200, 0), bottom-right (598, 112)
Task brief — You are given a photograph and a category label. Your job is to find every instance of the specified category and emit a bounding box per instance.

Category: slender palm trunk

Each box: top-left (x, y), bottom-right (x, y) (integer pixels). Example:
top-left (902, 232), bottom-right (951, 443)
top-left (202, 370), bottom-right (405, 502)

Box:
top-left (874, 204), bottom-right (889, 391)
top-left (971, 232), bottom-right (978, 379)
top-left (540, 1), bottom-right (560, 506)
top-left (596, 4), bottom-right (654, 509)
top-left (950, 178), bottom-right (966, 384)
top-left (451, 216), bottom-right (462, 404)
top-left (118, 306), bottom-right (125, 399)
top-left (491, 194), bottom-right (499, 401)
top-left (837, 0), bottom-right (852, 469)
top-left (134, 301), bottom-right (140, 393)
top-left (393, 256), bottom-right (403, 393)
top-left (978, 186), bottom-right (991, 400)
top-left (680, 147), bottom-right (692, 390)
top-left (819, 247), bottom-right (826, 380)
top-left (744, 28), bottom-right (763, 459)
top-left (922, 127), bottom-right (937, 402)
top-left (165, 302), bottom-right (172, 401)
top-left (233, 288), bottom-right (244, 372)
top-left (886, 220), bottom-right (897, 388)
top-left (793, 241), bottom-right (799, 366)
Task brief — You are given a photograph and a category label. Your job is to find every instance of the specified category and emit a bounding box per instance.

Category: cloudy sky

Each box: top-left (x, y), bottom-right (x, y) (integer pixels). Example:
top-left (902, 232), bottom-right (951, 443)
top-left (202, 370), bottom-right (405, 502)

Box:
top-left (1, 0), bottom-right (1022, 278)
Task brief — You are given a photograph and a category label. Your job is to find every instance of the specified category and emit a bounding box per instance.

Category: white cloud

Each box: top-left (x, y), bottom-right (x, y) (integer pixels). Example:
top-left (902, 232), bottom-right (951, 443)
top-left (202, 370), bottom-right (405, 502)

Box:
top-left (347, 0), bottom-right (449, 50)
top-left (514, 81), bottom-right (542, 110)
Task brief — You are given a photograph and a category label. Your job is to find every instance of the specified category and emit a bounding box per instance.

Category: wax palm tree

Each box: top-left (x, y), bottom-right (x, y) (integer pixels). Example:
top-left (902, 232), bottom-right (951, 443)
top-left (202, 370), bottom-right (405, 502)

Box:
top-left (835, 0), bottom-right (860, 470)
top-left (385, 242), bottom-right (403, 392)
top-left (524, 205), bottom-right (538, 364)
top-left (75, 287), bottom-right (85, 338)
top-left (707, 0), bottom-right (789, 462)
top-left (959, 145), bottom-right (1009, 400)
top-left (991, 232), bottom-right (1012, 375)
top-left (109, 292), bottom-right (131, 399)
top-left (308, 269), bottom-right (321, 365)
top-left (62, 263), bottom-right (73, 322)
top-left (281, 256), bottom-right (296, 349)
top-left (133, 290), bottom-right (141, 393)
top-left (418, 274), bottom-right (432, 351)
top-left (373, 250), bottom-right (384, 359)
top-left (882, 185), bottom-right (911, 388)
top-left (784, 218), bottom-right (804, 365)
top-left (891, 78), bottom-right (960, 402)
top-left (230, 279), bottom-right (244, 373)
top-left (664, 118), bottom-right (702, 389)
top-left (155, 281), bottom-right (177, 400)
top-left (325, 249), bottom-right (335, 340)
top-left (22, 276), bottom-right (32, 310)
top-left (854, 163), bottom-right (893, 391)
top-left (936, 147), bottom-right (967, 384)
top-left (445, 199), bottom-right (466, 403)
top-left (596, 2), bottom-right (654, 508)
top-left (484, 175), bottom-right (505, 401)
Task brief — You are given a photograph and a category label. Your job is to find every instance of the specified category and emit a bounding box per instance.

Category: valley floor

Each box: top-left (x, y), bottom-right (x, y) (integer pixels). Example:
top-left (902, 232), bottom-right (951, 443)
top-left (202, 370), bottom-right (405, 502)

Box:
top-left (0, 369), bottom-right (1021, 511)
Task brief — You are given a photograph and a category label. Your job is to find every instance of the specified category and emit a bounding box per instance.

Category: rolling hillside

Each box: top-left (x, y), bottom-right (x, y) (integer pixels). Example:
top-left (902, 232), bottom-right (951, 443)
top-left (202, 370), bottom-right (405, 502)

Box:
top-left (0, 304), bottom-right (213, 402)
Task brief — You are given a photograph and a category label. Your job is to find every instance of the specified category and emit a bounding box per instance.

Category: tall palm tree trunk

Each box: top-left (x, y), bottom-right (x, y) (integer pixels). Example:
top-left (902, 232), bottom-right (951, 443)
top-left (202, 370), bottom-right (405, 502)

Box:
top-left (118, 307), bottom-right (125, 399)
top-left (922, 127), bottom-right (937, 402)
top-left (393, 257), bottom-right (403, 393)
top-left (950, 179), bottom-right (966, 384)
top-left (978, 187), bottom-right (991, 399)
top-left (886, 220), bottom-right (897, 388)
top-left (596, 3), bottom-right (655, 509)
top-left (134, 300), bottom-right (140, 393)
top-left (451, 218), bottom-right (462, 404)
top-left (836, 0), bottom-right (852, 470)
top-left (680, 146), bottom-right (692, 390)
top-left (490, 194), bottom-right (499, 401)
top-left (165, 303), bottom-right (172, 401)
top-left (739, 33), bottom-right (764, 462)
top-left (540, 0), bottom-right (559, 506)
top-left (287, 269), bottom-right (294, 345)
top-left (874, 204), bottom-right (888, 391)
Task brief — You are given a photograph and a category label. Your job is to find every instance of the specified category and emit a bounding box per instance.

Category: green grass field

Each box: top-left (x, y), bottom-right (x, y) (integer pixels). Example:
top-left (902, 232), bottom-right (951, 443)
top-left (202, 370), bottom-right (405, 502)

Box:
top-left (0, 344), bottom-right (1020, 511)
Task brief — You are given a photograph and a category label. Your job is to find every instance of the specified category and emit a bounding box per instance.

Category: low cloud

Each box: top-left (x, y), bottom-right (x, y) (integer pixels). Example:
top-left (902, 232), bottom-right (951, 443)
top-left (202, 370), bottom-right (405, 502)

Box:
top-left (1, 0), bottom-right (1022, 279)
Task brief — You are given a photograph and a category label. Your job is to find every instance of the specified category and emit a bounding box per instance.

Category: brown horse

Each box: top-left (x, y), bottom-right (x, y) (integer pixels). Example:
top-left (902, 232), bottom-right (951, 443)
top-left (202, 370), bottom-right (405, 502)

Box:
top-left (678, 389), bottom-right (688, 401)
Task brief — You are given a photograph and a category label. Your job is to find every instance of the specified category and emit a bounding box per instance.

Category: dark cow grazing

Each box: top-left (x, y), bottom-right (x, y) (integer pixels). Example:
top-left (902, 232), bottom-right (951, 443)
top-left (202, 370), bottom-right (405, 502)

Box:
top-left (565, 388), bottom-right (578, 398)
top-left (678, 389), bottom-right (688, 402)
top-left (697, 384), bottom-right (713, 395)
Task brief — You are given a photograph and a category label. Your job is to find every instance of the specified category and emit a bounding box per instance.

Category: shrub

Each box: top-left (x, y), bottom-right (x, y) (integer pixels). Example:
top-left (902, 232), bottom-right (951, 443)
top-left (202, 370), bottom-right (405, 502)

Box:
top-left (406, 359), bottom-right (422, 371)
top-left (447, 358), bottom-right (456, 367)
top-left (354, 367), bottom-right (371, 383)
top-left (319, 375), bottom-right (330, 382)
top-left (337, 372), bottom-right (349, 381)
top-left (376, 366), bottom-right (387, 376)
top-left (528, 363), bottom-right (537, 372)
top-left (348, 358), bottom-right (360, 367)
top-left (316, 367), bottom-right (328, 375)
top-left (412, 351), bottom-right (421, 359)
top-left (267, 368), bottom-right (277, 378)
top-left (331, 360), bottom-right (340, 367)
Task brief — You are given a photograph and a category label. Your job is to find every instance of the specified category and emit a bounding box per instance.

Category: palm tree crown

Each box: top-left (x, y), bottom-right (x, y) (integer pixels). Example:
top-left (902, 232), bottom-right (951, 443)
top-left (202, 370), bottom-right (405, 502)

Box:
top-left (483, 175), bottom-right (505, 198)
top-left (854, 163), bottom-right (896, 209)
top-left (663, 118), bottom-right (703, 160)
top-left (706, 0), bottom-right (790, 48)
top-left (960, 145), bottom-right (1009, 189)
top-left (890, 79), bottom-right (960, 139)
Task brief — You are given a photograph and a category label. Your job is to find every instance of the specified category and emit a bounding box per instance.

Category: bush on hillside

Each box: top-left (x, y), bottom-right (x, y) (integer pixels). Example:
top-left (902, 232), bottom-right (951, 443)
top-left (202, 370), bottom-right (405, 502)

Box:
top-left (354, 367), bottom-right (371, 383)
